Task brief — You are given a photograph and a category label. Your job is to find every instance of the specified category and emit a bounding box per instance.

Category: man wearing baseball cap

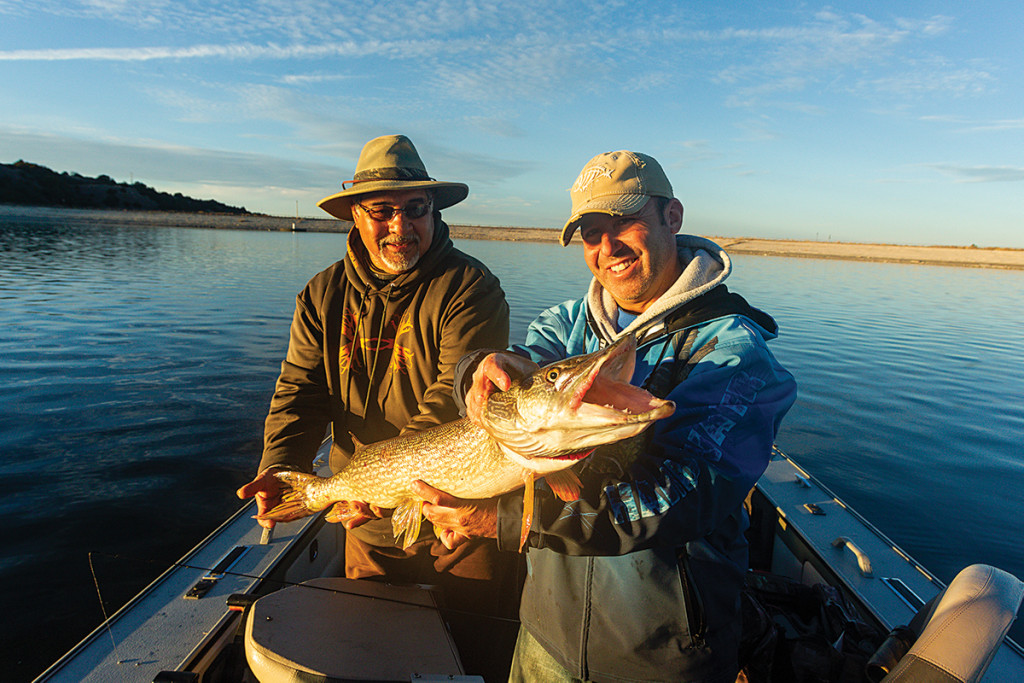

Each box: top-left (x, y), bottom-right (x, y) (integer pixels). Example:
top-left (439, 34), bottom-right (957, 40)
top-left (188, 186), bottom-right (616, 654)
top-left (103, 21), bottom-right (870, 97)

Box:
top-left (237, 135), bottom-right (515, 669)
top-left (418, 150), bottom-right (797, 681)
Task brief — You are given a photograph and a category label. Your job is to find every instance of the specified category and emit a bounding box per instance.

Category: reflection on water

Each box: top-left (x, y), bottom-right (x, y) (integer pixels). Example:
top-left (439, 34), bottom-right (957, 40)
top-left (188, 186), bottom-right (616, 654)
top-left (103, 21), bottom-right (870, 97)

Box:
top-left (2, 218), bottom-right (1023, 679)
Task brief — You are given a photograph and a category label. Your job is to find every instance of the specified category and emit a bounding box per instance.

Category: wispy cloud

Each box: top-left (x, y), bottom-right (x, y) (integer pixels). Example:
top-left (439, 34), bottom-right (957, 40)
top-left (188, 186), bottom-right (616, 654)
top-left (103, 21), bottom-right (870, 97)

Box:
top-left (927, 163), bottom-right (1024, 183)
top-left (920, 115), bottom-right (1024, 134)
top-left (932, 117), bottom-right (1024, 133)
top-left (0, 40), bottom-right (444, 62)
top-left (705, 10), bottom-right (986, 109)
top-left (0, 3), bottom-right (998, 130)
top-left (858, 62), bottom-right (993, 98)
top-left (920, 114), bottom-right (969, 124)
top-left (967, 119), bottom-right (1024, 132)
top-left (711, 11), bottom-right (911, 83)
top-left (279, 72), bottom-right (357, 86)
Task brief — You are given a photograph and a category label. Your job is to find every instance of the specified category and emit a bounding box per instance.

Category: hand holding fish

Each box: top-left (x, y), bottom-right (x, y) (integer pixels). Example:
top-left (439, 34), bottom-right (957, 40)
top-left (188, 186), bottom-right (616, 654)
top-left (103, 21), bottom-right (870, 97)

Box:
top-left (239, 469), bottom-right (384, 529)
top-left (412, 480), bottom-right (498, 550)
top-left (466, 352), bottom-right (539, 424)
top-left (236, 468), bottom-right (286, 529)
top-left (253, 335), bottom-right (675, 550)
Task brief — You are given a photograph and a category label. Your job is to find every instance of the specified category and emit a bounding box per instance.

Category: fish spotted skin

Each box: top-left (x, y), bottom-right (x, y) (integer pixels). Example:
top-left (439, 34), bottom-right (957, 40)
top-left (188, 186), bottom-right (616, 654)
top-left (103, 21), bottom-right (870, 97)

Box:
top-left (258, 334), bottom-right (674, 548)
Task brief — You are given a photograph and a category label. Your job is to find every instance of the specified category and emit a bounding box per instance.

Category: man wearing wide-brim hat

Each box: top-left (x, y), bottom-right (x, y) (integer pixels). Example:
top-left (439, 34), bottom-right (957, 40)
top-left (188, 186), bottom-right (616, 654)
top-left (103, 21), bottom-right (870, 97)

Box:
top-left (238, 135), bottom-right (514, 670)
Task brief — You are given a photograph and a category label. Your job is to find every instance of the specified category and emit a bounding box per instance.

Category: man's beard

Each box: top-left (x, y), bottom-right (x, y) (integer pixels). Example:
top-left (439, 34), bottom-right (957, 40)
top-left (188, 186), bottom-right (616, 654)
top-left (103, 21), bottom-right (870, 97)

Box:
top-left (376, 235), bottom-right (421, 273)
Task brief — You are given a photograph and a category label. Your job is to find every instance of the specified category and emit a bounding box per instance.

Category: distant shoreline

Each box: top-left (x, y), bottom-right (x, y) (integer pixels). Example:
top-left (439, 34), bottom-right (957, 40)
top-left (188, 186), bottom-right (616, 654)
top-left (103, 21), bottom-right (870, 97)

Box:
top-left (3, 204), bottom-right (1022, 271)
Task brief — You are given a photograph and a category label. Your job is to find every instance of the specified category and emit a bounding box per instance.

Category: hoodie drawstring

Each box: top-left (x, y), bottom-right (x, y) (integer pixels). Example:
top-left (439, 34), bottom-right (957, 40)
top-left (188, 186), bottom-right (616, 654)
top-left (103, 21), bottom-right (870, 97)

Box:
top-left (343, 284), bottom-right (395, 422)
top-left (367, 284), bottom-right (394, 386)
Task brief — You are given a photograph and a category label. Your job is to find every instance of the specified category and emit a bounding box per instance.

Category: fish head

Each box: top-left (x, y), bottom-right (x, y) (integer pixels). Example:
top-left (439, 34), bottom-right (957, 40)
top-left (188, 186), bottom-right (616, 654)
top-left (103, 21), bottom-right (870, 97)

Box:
top-left (480, 334), bottom-right (675, 473)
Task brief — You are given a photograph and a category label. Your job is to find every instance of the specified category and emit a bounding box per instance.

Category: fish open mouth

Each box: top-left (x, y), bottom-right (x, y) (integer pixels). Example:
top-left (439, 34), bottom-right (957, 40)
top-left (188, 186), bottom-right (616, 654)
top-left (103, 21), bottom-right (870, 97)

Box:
top-left (482, 333), bottom-right (679, 468)
top-left (571, 335), bottom-right (674, 422)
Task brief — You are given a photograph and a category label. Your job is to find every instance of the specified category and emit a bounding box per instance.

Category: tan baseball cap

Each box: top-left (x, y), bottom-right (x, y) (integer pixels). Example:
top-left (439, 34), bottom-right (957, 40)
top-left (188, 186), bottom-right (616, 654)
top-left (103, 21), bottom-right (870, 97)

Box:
top-left (559, 150), bottom-right (674, 246)
top-left (318, 135), bottom-right (469, 221)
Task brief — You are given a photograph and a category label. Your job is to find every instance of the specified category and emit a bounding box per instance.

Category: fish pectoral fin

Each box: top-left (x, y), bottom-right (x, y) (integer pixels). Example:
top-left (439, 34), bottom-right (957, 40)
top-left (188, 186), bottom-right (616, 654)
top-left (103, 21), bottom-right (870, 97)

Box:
top-left (324, 501), bottom-right (372, 525)
top-left (519, 472), bottom-right (535, 553)
top-left (391, 498), bottom-right (424, 549)
top-left (543, 468), bottom-right (583, 502)
top-left (324, 503), bottom-right (346, 524)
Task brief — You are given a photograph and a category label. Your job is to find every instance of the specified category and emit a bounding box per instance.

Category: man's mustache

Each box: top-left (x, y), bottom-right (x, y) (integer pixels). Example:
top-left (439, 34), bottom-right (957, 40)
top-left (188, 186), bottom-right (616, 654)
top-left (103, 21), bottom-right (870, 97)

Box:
top-left (380, 236), bottom-right (419, 247)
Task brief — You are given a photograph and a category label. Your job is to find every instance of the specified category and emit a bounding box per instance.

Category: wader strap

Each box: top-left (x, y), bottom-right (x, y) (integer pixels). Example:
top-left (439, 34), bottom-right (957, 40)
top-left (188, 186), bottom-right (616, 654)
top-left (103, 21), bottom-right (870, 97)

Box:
top-left (643, 328), bottom-right (718, 399)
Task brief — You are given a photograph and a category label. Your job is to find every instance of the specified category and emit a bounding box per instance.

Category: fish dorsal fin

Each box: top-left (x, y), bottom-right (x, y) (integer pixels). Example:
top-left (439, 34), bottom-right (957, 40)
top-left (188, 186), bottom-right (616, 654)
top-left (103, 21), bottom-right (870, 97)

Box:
top-left (519, 472), bottom-right (535, 552)
top-left (544, 468), bottom-right (583, 502)
top-left (391, 498), bottom-right (424, 549)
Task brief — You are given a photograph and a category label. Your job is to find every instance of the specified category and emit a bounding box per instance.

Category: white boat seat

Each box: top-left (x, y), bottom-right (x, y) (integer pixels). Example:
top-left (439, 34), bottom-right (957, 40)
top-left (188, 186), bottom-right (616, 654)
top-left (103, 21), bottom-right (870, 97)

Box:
top-left (882, 564), bottom-right (1024, 683)
top-left (244, 577), bottom-right (469, 682)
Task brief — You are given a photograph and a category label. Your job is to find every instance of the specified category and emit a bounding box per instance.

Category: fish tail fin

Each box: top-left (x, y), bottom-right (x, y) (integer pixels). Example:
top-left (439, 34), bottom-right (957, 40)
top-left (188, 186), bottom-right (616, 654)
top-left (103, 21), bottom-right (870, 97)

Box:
top-left (392, 498), bottom-right (424, 549)
top-left (256, 471), bottom-right (325, 523)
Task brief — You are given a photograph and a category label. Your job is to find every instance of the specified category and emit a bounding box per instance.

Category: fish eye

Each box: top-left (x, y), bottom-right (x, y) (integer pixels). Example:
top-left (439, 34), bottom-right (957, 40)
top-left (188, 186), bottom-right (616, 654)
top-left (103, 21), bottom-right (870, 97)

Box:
top-left (546, 369), bottom-right (559, 382)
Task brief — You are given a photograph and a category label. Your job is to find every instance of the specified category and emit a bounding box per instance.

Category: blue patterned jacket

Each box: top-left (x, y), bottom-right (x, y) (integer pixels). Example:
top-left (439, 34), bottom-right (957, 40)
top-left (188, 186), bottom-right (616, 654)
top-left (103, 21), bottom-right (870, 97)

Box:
top-left (493, 264), bottom-right (797, 682)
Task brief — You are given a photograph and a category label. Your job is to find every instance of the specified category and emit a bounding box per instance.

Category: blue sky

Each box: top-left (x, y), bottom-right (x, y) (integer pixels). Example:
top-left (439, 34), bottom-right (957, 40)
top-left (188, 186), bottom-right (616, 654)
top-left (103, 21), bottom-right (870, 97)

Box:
top-left (1, 1), bottom-right (1021, 247)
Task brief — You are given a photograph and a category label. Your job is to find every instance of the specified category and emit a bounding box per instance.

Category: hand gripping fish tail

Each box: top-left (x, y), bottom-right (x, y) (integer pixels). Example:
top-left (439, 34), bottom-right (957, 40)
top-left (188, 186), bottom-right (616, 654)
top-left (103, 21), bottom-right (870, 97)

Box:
top-left (256, 471), bottom-right (331, 522)
top-left (255, 334), bottom-right (675, 550)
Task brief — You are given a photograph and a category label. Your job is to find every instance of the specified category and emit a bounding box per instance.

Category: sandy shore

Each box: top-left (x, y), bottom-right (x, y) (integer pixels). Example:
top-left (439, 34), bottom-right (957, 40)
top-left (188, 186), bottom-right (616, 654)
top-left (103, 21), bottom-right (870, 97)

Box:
top-left (706, 237), bottom-right (1024, 271)
top-left (4, 205), bottom-right (1022, 271)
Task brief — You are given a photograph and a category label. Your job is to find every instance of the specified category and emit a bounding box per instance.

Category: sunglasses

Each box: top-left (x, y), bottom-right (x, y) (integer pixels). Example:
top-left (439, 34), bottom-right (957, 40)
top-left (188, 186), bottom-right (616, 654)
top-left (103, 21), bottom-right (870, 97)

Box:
top-left (356, 201), bottom-right (432, 222)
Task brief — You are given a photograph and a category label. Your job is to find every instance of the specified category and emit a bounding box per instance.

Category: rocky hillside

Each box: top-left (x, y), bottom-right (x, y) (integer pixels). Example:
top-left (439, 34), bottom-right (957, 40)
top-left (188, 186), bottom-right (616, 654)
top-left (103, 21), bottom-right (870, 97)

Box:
top-left (0, 160), bottom-right (248, 214)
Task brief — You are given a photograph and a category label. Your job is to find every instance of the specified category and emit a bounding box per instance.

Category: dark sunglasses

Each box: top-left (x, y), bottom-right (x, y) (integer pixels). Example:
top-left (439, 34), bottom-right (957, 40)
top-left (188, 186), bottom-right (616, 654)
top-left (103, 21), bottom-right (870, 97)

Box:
top-left (355, 201), bottom-right (432, 222)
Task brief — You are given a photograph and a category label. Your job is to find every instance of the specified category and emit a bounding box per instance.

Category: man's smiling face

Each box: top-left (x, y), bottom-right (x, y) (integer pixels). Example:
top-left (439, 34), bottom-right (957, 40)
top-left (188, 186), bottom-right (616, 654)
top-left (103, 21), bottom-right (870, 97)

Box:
top-left (578, 197), bottom-right (684, 313)
top-left (352, 189), bottom-right (434, 274)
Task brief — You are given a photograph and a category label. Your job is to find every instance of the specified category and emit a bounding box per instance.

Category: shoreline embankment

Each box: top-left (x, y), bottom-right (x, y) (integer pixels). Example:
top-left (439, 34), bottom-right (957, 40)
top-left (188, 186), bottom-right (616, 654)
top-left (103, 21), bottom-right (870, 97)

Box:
top-left (3, 205), bottom-right (1022, 271)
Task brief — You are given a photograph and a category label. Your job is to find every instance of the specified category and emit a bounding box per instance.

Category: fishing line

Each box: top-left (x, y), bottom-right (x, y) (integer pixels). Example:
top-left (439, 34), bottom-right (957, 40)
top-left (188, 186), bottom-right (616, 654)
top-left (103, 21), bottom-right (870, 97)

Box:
top-left (87, 551), bottom-right (521, 624)
top-left (88, 552), bottom-right (127, 669)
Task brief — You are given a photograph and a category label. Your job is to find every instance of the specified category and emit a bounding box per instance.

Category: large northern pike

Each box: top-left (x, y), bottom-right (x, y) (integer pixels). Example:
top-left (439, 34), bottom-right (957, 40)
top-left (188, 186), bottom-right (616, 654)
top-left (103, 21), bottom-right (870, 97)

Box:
top-left (257, 334), bottom-right (674, 549)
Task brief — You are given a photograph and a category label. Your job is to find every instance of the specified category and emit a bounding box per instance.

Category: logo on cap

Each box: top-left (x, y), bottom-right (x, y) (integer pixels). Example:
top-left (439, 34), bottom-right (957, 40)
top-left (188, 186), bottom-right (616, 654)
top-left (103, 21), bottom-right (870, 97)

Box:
top-left (572, 164), bottom-right (614, 195)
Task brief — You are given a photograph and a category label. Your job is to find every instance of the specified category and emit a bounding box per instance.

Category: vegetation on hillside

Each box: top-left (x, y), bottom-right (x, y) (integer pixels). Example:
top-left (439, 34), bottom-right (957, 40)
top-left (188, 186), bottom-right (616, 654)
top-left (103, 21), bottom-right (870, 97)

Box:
top-left (0, 160), bottom-right (248, 214)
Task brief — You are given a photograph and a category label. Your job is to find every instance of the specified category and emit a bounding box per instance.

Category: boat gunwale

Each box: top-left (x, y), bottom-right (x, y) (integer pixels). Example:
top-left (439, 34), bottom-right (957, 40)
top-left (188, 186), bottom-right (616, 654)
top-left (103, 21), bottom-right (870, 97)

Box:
top-left (759, 447), bottom-right (1024, 661)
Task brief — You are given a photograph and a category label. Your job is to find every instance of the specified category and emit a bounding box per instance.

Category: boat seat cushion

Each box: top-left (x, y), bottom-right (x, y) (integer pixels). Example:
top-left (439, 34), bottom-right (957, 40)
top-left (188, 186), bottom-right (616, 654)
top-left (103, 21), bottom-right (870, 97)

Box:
top-left (882, 564), bottom-right (1024, 683)
top-left (244, 577), bottom-right (465, 682)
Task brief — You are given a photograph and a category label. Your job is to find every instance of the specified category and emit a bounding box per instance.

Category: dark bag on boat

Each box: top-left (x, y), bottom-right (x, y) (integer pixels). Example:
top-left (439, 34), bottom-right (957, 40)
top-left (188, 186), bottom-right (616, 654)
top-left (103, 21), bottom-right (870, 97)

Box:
top-left (738, 570), bottom-right (886, 683)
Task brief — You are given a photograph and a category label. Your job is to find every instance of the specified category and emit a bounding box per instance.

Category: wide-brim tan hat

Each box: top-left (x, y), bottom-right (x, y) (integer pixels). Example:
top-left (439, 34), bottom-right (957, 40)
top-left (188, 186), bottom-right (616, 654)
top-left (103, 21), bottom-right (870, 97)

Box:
top-left (318, 134), bottom-right (469, 221)
top-left (559, 150), bottom-right (674, 246)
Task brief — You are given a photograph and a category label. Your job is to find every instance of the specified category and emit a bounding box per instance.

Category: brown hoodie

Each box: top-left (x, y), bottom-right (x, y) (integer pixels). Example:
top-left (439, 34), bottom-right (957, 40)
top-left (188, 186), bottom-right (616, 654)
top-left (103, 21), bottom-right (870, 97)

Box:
top-left (259, 218), bottom-right (509, 545)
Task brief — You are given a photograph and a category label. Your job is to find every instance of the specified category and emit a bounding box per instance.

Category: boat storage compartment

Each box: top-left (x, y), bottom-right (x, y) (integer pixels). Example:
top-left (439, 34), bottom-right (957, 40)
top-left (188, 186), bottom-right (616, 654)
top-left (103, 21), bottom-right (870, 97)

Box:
top-left (244, 577), bottom-right (473, 682)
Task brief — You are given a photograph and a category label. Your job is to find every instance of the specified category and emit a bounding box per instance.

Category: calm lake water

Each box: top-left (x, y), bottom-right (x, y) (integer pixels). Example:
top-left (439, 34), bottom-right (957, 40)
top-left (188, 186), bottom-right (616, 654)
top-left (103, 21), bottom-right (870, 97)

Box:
top-left (2, 216), bottom-right (1023, 680)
